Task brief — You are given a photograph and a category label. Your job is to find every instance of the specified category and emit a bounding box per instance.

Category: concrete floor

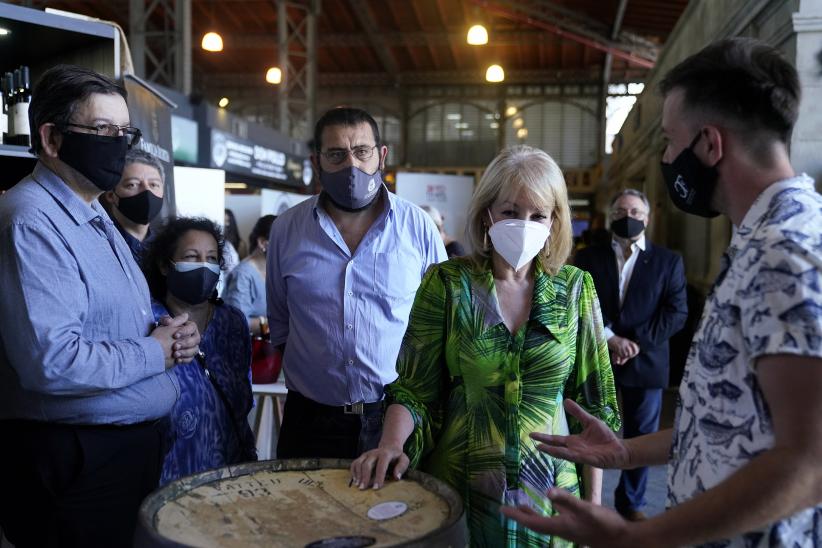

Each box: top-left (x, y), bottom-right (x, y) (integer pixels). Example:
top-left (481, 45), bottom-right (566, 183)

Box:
top-left (602, 465), bottom-right (668, 517)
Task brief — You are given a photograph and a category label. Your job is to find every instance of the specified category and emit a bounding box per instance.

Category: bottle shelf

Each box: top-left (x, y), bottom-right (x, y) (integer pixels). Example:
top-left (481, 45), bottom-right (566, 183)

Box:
top-left (0, 3), bottom-right (116, 191)
top-left (0, 143), bottom-right (34, 158)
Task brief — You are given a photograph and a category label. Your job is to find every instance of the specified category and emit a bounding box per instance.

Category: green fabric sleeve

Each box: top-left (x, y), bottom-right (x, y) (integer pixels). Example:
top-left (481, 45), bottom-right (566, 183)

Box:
top-left (566, 269), bottom-right (621, 434)
top-left (386, 264), bottom-right (450, 468)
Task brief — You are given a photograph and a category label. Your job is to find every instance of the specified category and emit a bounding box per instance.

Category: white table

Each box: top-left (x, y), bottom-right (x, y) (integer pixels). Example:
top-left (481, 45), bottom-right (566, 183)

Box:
top-left (251, 381), bottom-right (288, 460)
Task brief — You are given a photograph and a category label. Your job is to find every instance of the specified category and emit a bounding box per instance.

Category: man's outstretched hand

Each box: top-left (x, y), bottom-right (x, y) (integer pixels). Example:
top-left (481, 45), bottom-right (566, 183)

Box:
top-left (501, 488), bottom-right (637, 548)
top-left (531, 399), bottom-right (631, 470)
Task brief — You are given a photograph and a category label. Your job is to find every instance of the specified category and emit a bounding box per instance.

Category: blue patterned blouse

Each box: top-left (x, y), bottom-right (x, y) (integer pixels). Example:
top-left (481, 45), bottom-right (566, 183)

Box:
top-left (153, 301), bottom-right (257, 485)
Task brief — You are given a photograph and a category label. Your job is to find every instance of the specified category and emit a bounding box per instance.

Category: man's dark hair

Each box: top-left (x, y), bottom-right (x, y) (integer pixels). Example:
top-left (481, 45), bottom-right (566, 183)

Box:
top-left (248, 214), bottom-right (277, 252)
top-left (28, 64), bottom-right (127, 155)
top-left (313, 107), bottom-right (381, 153)
top-left (142, 217), bottom-right (225, 302)
top-left (660, 38), bottom-right (800, 146)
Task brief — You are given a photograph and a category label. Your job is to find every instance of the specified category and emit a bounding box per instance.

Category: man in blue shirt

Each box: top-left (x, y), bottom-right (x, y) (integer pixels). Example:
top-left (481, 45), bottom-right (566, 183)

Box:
top-left (0, 65), bottom-right (200, 547)
top-left (267, 107), bottom-right (447, 459)
top-left (100, 148), bottom-right (166, 264)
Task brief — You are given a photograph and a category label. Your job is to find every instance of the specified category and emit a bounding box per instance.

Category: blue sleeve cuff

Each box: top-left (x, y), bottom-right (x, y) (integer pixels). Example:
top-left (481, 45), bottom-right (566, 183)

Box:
top-left (137, 336), bottom-right (167, 375)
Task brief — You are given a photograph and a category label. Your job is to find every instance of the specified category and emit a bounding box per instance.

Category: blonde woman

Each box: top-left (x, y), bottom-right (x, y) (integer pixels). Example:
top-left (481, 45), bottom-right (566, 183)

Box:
top-left (351, 146), bottom-right (620, 547)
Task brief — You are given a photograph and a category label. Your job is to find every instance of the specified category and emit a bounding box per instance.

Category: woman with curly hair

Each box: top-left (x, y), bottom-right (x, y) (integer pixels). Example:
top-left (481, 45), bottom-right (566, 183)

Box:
top-left (144, 216), bottom-right (257, 484)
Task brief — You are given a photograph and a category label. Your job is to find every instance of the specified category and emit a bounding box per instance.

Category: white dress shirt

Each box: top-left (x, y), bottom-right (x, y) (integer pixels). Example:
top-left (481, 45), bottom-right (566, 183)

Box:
top-left (604, 234), bottom-right (646, 340)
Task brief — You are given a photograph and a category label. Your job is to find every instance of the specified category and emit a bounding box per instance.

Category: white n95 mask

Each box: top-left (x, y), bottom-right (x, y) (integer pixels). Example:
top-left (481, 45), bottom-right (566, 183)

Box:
top-left (488, 219), bottom-right (550, 271)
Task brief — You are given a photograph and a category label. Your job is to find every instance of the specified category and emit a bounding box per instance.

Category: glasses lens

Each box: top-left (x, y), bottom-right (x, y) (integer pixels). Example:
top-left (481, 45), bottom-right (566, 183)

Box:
top-left (613, 207), bottom-right (646, 218)
top-left (99, 124), bottom-right (120, 137)
top-left (324, 151), bottom-right (346, 164)
top-left (353, 146), bottom-right (374, 161)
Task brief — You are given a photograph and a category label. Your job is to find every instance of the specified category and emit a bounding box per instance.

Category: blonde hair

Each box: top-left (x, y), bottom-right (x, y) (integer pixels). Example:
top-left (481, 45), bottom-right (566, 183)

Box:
top-left (467, 145), bottom-right (572, 275)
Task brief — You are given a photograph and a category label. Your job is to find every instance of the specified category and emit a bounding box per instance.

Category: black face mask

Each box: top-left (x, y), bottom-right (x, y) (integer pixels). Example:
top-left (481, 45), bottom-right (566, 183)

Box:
top-left (611, 216), bottom-right (645, 239)
top-left (660, 131), bottom-right (720, 218)
top-left (58, 131), bottom-right (129, 192)
top-left (167, 263), bottom-right (220, 305)
top-left (116, 189), bottom-right (164, 225)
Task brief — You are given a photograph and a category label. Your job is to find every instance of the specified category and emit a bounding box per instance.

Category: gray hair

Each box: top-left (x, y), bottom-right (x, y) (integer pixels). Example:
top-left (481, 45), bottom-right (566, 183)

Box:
top-left (609, 188), bottom-right (650, 212)
top-left (125, 148), bottom-right (165, 183)
top-left (420, 204), bottom-right (443, 228)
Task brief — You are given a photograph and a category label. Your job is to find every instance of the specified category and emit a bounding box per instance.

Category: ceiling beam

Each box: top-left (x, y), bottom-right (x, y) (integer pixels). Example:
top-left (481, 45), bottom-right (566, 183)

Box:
top-left (200, 66), bottom-right (648, 88)
top-left (347, 0), bottom-right (400, 81)
top-left (599, 0), bottom-right (631, 161)
top-left (469, 0), bottom-right (656, 68)
top-left (603, 0), bottom-right (631, 84)
top-left (531, 0), bottom-right (659, 50)
top-left (219, 30), bottom-right (655, 59)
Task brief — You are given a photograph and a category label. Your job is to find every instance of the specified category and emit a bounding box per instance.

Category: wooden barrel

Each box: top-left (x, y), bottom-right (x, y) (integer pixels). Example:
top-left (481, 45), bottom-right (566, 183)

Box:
top-left (136, 458), bottom-right (466, 547)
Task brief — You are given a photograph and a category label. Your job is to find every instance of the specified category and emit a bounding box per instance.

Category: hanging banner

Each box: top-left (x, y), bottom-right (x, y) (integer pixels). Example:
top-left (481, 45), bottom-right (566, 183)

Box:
top-left (123, 74), bottom-right (176, 217)
top-left (171, 115), bottom-right (198, 163)
top-left (209, 129), bottom-right (311, 189)
top-left (395, 172), bottom-right (475, 253)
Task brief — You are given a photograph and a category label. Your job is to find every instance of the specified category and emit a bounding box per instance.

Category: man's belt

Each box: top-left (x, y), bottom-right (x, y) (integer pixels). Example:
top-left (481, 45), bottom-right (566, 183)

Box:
top-left (290, 390), bottom-right (384, 416)
top-left (343, 401), bottom-right (384, 415)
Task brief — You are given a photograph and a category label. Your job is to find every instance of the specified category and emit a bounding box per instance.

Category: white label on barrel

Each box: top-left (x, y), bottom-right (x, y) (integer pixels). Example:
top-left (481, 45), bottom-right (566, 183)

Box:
top-left (367, 501), bottom-right (408, 521)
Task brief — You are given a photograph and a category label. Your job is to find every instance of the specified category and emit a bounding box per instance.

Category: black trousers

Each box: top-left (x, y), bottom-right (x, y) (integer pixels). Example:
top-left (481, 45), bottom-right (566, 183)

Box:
top-left (0, 419), bottom-right (164, 548)
top-left (276, 391), bottom-right (384, 460)
top-left (614, 387), bottom-right (663, 513)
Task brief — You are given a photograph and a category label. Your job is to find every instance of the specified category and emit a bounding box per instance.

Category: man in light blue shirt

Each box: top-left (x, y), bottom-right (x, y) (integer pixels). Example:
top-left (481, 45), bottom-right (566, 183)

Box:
top-left (0, 65), bottom-right (200, 547)
top-left (267, 107), bottom-right (447, 459)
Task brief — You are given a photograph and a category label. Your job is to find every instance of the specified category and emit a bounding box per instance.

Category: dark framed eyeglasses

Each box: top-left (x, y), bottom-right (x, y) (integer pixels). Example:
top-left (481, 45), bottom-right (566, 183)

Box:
top-left (64, 122), bottom-right (142, 148)
top-left (320, 145), bottom-right (377, 165)
top-left (611, 207), bottom-right (648, 219)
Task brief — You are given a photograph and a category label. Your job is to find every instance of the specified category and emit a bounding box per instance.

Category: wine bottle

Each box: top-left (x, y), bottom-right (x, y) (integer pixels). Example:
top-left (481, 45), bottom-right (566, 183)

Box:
top-left (13, 66), bottom-right (31, 148)
top-left (4, 72), bottom-right (15, 145)
top-left (0, 72), bottom-right (6, 145)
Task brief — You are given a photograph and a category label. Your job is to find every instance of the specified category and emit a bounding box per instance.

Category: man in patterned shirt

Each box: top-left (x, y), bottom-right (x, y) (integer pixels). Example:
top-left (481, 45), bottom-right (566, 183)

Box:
top-left (503, 38), bottom-right (822, 547)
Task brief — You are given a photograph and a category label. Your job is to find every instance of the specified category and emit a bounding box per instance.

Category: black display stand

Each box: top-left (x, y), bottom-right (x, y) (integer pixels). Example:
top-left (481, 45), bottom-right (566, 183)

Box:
top-left (0, 3), bottom-right (118, 190)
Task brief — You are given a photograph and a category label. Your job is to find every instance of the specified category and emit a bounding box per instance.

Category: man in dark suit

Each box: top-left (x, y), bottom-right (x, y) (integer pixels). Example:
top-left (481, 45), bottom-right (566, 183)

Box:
top-left (574, 188), bottom-right (687, 521)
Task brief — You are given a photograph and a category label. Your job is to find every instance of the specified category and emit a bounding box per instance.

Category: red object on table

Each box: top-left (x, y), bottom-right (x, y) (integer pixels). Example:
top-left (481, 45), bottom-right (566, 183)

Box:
top-left (251, 336), bottom-right (282, 384)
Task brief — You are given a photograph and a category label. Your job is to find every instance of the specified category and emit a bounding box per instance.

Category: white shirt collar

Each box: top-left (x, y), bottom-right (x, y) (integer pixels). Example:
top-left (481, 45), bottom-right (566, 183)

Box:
top-left (611, 233), bottom-right (646, 253)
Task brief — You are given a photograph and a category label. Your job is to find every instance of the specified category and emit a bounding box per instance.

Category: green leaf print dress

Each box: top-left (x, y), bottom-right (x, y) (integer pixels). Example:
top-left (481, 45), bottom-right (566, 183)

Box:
top-left (388, 258), bottom-right (621, 547)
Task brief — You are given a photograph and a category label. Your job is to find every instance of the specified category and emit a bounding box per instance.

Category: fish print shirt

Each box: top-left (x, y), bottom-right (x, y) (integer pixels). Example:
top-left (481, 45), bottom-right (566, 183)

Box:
top-left (389, 258), bottom-right (620, 547)
top-left (668, 174), bottom-right (822, 547)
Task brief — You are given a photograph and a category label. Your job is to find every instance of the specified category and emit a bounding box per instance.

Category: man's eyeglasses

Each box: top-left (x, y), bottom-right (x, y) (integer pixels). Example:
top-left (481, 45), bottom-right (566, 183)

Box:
top-left (64, 122), bottom-right (142, 148)
top-left (611, 207), bottom-right (648, 218)
top-left (320, 145), bottom-right (377, 165)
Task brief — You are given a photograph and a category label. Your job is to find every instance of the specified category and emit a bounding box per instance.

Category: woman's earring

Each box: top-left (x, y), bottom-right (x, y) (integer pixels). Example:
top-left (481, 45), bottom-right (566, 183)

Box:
top-left (483, 229), bottom-right (489, 250)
